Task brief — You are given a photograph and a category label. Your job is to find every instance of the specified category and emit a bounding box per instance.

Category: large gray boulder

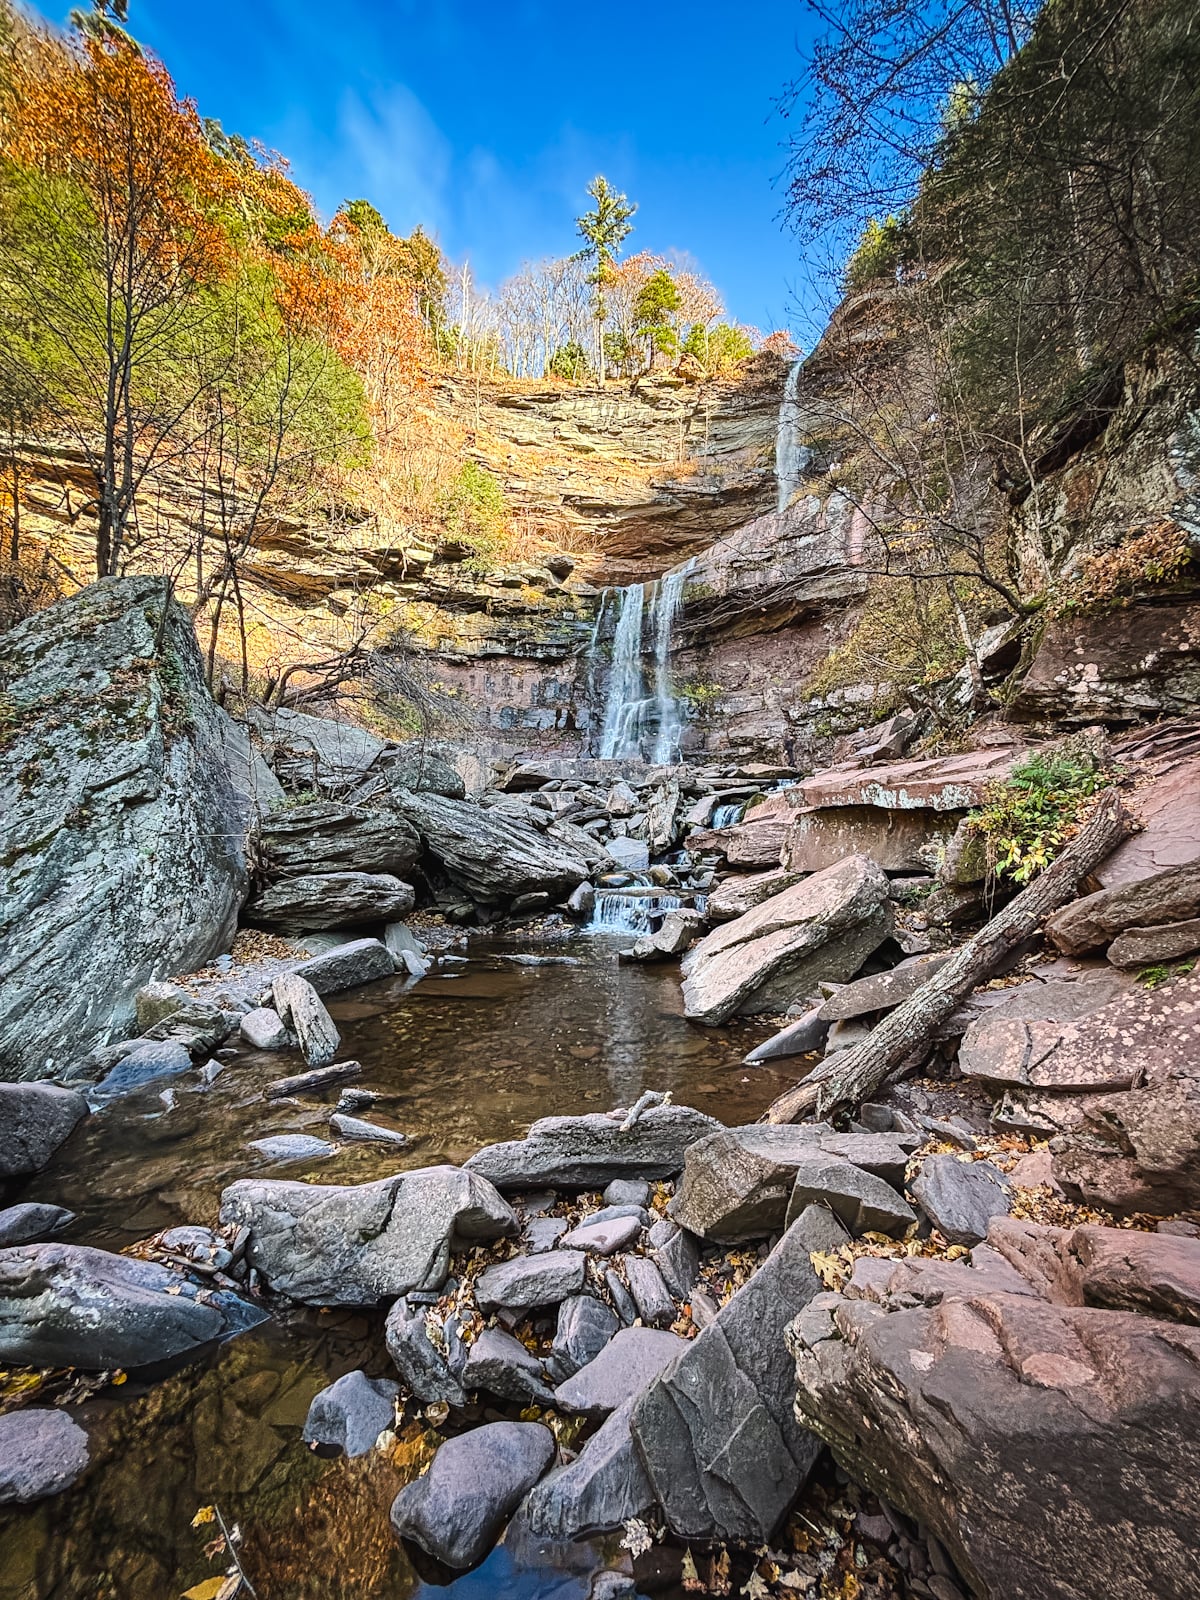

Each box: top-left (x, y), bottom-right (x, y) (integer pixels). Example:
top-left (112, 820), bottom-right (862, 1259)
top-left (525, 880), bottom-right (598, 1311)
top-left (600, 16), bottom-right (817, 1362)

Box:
top-left (523, 1397), bottom-right (656, 1539)
top-left (555, 1327), bottom-right (688, 1417)
top-left (0, 578), bottom-right (251, 1078)
top-left (257, 799), bottom-right (421, 879)
top-left (219, 1165), bottom-right (518, 1305)
top-left (466, 1105), bottom-right (722, 1190)
top-left (393, 789), bottom-right (591, 904)
top-left (0, 1083), bottom-right (87, 1178)
top-left (0, 1409), bottom-right (89, 1504)
top-left (286, 937), bottom-right (396, 995)
top-left (390, 1421), bottom-right (556, 1569)
top-left (680, 856), bottom-right (892, 1024)
top-left (911, 1155), bottom-right (1013, 1245)
top-left (630, 1205), bottom-right (847, 1543)
top-left (244, 871), bottom-right (415, 933)
top-left (0, 1242), bottom-right (266, 1368)
top-left (670, 1125), bottom-right (917, 1243)
top-left (0, 1202), bottom-right (75, 1247)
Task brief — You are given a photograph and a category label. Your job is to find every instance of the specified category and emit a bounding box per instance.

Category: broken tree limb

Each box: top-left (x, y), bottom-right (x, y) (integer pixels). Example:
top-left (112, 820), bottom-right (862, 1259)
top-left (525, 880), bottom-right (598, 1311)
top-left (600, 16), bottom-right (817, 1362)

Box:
top-left (764, 788), bottom-right (1136, 1125)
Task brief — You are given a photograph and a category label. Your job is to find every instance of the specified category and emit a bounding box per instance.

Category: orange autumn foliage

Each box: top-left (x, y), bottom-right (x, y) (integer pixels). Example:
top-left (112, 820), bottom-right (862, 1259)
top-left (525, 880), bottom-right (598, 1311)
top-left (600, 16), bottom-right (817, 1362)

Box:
top-left (5, 29), bottom-right (231, 289)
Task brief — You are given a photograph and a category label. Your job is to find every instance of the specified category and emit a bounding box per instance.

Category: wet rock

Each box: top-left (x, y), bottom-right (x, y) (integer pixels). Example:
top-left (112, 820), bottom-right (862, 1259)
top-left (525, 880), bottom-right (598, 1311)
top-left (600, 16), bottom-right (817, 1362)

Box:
top-left (670, 1125), bottom-right (916, 1242)
top-left (910, 1156), bottom-right (1012, 1245)
top-left (1046, 862), bottom-right (1200, 956)
top-left (473, 1250), bottom-right (588, 1312)
top-left (652, 1222), bottom-right (700, 1301)
top-left (220, 1165), bottom-right (517, 1305)
top-left (523, 1397), bottom-right (655, 1539)
top-left (303, 1370), bottom-right (398, 1457)
top-left (567, 882), bottom-right (597, 919)
top-left (0, 578), bottom-right (250, 1078)
top-left (560, 1216), bottom-right (643, 1255)
top-left (555, 1327), bottom-right (688, 1417)
top-left (0, 1409), bottom-right (89, 1504)
top-left (785, 1156), bottom-right (915, 1238)
top-left (239, 1007), bottom-right (291, 1050)
top-left (286, 937), bottom-right (397, 995)
top-left (604, 1179), bottom-right (650, 1208)
top-left (631, 1204), bottom-right (847, 1543)
top-left (743, 1004), bottom-right (831, 1064)
top-left (0, 1203), bottom-right (75, 1248)
top-left (328, 1113), bottom-right (408, 1146)
top-left (245, 870), bottom-right (415, 934)
top-left (258, 799), bottom-right (421, 879)
top-left (623, 909), bottom-right (706, 964)
top-left (90, 1040), bottom-right (192, 1101)
top-left (524, 1217), bottom-right (568, 1253)
top-left (465, 1326), bottom-right (555, 1404)
top-left (680, 856), bottom-right (892, 1024)
top-left (271, 972), bottom-right (340, 1068)
top-left (385, 1300), bottom-right (467, 1406)
top-left (0, 1241), bottom-right (266, 1368)
top-left (0, 1083), bottom-right (88, 1178)
top-left (383, 921), bottom-right (429, 972)
top-left (248, 1134), bottom-right (335, 1162)
top-left (466, 1105), bottom-right (722, 1189)
top-left (389, 1421), bottom-right (556, 1569)
top-left (551, 1295), bottom-right (620, 1379)
top-left (394, 789), bottom-right (591, 905)
top-left (1107, 918), bottom-right (1200, 969)
top-left (264, 1059), bottom-right (362, 1099)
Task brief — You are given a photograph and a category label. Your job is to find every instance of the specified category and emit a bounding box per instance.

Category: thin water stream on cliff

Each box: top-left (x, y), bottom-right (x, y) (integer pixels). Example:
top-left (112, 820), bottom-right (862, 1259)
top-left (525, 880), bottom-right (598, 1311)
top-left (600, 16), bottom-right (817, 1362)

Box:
top-left (1, 935), bottom-right (796, 1600)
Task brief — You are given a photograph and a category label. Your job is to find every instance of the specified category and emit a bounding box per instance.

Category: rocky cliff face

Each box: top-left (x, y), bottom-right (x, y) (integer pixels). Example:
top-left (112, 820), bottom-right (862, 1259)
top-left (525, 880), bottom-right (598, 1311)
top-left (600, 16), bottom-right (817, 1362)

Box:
top-left (0, 577), bottom-right (257, 1078)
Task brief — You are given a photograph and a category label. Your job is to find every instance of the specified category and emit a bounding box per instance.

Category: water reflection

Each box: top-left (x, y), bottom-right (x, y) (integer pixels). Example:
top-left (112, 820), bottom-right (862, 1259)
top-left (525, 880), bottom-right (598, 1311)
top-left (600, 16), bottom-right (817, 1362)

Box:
top-left (22, 936), bottom-right (794, 1249)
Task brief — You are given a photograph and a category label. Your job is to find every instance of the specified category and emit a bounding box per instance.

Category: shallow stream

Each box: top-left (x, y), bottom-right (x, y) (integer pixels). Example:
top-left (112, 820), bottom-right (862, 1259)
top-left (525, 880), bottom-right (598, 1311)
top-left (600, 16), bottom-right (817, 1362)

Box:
top-left (1, 934), bottom-right (798, 1600)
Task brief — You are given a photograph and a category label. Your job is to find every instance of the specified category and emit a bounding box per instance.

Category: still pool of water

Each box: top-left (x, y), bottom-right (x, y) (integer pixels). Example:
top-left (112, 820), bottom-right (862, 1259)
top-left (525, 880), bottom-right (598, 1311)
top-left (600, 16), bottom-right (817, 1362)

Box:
top-left (1, 935), bottom-right (802, 1600)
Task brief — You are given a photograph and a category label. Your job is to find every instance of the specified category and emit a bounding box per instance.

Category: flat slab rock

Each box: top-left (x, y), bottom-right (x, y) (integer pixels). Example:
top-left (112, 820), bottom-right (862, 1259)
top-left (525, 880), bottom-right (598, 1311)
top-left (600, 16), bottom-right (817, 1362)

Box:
top-left (1046, 862), bottom-right (1200, 955)
top-left (220, 1165), bottom-right (517, 1305)
top-left (680, 855), bottom-right (892, 1026)
top-left (390, 1421), bottom-right (555, 1569)
top-left (960, 971), bottom-right (1197, 1093)
top-left (473, 1250), bottom-right (587, 1312)
top-left (287, 937), bottom-right (397, 995)
top-left (791, 746), bottom-right (1022, 813)
top-left (554, 1326), bottom-right (688, 1417)
top-left (465, 1105), bottom-right (722, 1189)
top-left (0, 1408), bottom-right (89, 1504)
top-left (631, 1204), bottom-right (848, 1544)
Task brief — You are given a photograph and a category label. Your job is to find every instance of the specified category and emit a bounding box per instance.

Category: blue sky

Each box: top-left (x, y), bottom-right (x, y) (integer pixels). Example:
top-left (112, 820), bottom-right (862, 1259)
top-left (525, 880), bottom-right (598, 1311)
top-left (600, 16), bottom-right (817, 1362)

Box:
top-left (32, 2), bottom-right (831, 341)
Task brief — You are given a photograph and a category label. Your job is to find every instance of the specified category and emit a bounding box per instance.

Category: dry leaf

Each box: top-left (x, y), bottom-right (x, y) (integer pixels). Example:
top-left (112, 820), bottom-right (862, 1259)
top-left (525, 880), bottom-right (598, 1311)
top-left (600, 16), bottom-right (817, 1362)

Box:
top-left (190, 1507), bottom-right (216, 1529)
top-left (180, 1580), bottom-right (227, 1600)
top-left (741, 1573), bottom-right (771, 1599)
top-left (621, 1518), bottom-right (653, 1557)
top-left (681, 1549), bottom-right (704, 1591)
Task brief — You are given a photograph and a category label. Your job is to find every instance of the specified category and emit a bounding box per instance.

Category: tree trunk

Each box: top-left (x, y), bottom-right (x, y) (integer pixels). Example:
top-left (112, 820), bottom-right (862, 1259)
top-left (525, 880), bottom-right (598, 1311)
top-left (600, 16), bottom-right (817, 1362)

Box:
top-left (764, 789), bottom-right (1136, 1125)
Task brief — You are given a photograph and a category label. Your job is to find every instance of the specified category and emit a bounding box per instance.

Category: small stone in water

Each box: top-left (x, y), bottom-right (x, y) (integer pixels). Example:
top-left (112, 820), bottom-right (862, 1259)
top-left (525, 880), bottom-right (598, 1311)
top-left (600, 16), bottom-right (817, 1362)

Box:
top-left (247, 1134), bottom-right (334, 1161)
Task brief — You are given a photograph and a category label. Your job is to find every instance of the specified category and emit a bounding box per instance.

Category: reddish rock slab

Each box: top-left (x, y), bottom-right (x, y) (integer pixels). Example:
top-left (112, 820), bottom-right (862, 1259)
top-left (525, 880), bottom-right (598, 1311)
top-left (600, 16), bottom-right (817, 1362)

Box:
top-left (1011, 601), bottom-right (1200, 727)
top-left (789, 1286), bottom-right (1200, 1600)
top-left (706, 868), bottom-right (806, 922)
top-left (1071, 1225), bottom-right (1200, 1324)
top-left (691, 794), bottom-right (793, 867)
top-left (791, 746), bottom-right (1023, 813)
top-left (680, 855), bottom-right (892, 1024)
top-left (781, 804), bottom-right (959, 874)
top-left (1107, 918), bottom-right (1200, 969)
top-left (1045, 862), bottom-right (1200, 955)
top-left (1097, 750), bottom-right (1200, 887)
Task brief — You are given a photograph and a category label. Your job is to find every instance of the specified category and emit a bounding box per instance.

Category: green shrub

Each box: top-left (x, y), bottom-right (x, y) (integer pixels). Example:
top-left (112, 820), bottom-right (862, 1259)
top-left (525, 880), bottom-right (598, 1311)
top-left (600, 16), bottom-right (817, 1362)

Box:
top-left (964, 742), bottom-right (1108, 883)
top-left (842, 216), bottom-right (904, 290)
top-left (438, 460), bottom-right (510, 565)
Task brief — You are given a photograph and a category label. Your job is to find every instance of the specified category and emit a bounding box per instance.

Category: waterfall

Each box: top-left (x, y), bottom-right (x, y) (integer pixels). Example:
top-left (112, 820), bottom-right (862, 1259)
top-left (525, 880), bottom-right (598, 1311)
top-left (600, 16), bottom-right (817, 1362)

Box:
top-left (710, 801), bottom-right (745, 830)
top-left (775, 357), bottom-right (808, 513)
top-left (588, 886), bottom-right (683, 936)
top-left (597, 582), bottom-right (646, 759)
top-left (594, 560), bottom-right (693, 762)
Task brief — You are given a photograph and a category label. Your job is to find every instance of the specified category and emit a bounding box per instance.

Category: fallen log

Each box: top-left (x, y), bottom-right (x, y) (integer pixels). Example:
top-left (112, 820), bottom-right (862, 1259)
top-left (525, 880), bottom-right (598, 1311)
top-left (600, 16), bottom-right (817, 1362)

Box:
top-left (764, 788), bottom-right (1136, 1125)
top-left (264, 1060), bottom-right (362, 1100)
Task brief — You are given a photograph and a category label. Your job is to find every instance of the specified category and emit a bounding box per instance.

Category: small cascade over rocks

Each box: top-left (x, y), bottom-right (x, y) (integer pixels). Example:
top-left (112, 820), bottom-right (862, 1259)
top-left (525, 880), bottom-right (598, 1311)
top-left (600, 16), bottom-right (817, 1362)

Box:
top-left (587, 883), bottom-right (684, 936)
top-left (775, 357), bottom-right (808, 514)
top-left (710, 801), bottom-right (745, 830)
top-left (593, 560), bottom-right (694, 761)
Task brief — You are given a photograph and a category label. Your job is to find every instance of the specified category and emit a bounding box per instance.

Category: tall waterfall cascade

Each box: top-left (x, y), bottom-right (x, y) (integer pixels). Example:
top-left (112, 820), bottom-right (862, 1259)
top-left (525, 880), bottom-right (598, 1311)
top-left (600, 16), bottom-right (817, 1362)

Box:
top-left (594, 558), bottom-right (695, 762)
top-left (775, 357), bottom-right (808, 513)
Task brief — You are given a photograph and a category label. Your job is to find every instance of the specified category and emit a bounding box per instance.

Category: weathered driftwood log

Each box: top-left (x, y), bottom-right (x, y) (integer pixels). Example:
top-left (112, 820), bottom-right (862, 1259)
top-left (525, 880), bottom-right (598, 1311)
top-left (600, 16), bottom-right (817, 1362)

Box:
top-left (264, 1060), bottom-right (362, 1100)
top-left (764, 789), bottom-right (1136, 1125)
